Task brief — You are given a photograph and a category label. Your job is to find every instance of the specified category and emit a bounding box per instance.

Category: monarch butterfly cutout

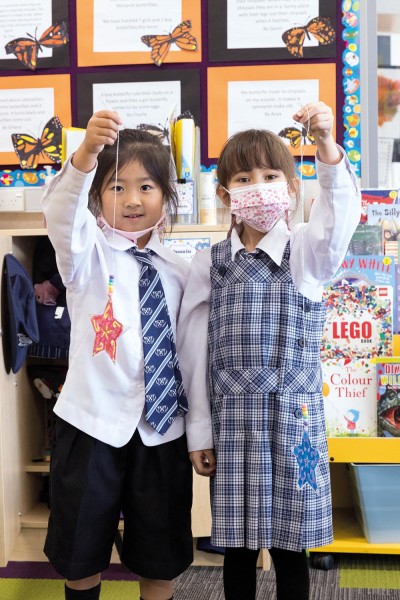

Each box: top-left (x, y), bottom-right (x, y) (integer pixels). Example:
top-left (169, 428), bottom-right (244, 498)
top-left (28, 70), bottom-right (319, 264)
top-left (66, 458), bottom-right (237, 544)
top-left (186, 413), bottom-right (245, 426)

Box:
top-left (282, 17), bottom-right (335, 58)
top-left (141, 20), bottom-right (197, 67)
top-left (5, 22), bottom-right (69, 70)
top-left (12, 116), bottom-right (63, 170)
top-left (278, 127), bottom-right (316, 149)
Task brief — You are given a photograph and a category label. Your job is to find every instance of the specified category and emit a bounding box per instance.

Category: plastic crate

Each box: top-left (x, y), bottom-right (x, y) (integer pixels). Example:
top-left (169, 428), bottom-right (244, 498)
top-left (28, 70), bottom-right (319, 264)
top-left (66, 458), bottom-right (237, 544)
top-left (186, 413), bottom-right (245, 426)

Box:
top-left (348, 463), bottom-right (400, 543)
top-left (349, 463), bottom-right (400, 544)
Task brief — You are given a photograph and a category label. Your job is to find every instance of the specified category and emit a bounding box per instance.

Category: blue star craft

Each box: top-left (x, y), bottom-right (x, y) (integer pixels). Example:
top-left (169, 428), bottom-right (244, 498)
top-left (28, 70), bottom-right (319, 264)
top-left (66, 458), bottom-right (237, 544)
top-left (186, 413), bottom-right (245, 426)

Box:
top-left (293, 430), bottom-right (320, 492)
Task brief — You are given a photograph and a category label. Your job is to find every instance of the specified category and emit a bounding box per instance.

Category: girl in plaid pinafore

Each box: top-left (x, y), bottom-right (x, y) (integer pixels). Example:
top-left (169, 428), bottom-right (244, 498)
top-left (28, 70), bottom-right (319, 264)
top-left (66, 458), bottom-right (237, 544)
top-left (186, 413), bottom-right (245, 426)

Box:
top-left (179, 102), bottom-right (361, 600)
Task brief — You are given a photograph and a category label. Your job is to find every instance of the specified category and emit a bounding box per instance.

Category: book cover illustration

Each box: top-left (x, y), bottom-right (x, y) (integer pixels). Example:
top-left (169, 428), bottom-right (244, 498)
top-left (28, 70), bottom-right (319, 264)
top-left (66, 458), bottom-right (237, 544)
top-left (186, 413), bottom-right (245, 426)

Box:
top-left (321, 285), bottom-right (392, 361)
top-left (329, 255), bottom-right (395, 289)
top-left (376, 358), bottom-right (400, 437)
top-left (395, 265), bottom-right (400, 335)
top-left (322, 358), bottom-right (377, 437)
top-left (361, 188), bottom-right (399, 224)
top-left (347, 224), bottom-right (383, 256)
top-left (367, 203), bottom-right (400, 243)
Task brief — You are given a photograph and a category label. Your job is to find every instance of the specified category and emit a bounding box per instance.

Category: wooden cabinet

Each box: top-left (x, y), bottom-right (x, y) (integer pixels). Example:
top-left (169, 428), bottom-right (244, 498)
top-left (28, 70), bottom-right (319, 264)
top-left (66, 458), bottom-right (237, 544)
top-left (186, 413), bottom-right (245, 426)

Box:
top-left (0, 221), bottom-right (234, 567)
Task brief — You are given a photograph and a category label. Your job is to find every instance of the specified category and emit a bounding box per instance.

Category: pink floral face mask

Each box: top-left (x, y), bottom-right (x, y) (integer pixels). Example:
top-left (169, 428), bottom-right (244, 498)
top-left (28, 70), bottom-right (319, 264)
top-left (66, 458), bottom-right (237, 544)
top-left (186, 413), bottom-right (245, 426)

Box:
top-left (227, 181), bottom-right (291, 233)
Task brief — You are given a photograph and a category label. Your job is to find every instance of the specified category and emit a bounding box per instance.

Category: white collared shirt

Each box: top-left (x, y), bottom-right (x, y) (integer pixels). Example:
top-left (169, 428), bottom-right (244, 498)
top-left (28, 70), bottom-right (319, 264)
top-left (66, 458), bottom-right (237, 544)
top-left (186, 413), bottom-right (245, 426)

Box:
top-left (42, 159), bottom-right (190, 448)
top-left (177, 148), bottom-right (361, 452)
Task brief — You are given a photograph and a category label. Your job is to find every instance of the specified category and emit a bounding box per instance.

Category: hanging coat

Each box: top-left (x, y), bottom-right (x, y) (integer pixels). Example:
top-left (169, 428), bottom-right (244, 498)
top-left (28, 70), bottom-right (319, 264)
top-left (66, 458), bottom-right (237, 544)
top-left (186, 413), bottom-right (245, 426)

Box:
top-left (208, 238), bottom-right (333, 552)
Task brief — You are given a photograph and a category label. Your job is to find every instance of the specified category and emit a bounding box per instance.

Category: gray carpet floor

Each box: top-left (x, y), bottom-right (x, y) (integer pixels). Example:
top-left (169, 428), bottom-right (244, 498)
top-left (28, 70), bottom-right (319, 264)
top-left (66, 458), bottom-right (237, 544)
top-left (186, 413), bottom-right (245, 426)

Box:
top-left (174, 556), bottom-right (400, 599)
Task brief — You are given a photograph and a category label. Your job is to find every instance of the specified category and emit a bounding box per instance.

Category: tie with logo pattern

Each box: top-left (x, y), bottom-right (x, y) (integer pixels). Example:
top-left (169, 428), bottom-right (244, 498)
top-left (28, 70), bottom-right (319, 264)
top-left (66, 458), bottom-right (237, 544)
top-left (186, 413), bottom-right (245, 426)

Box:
top-left (129, 247), bottom-right (188, 434)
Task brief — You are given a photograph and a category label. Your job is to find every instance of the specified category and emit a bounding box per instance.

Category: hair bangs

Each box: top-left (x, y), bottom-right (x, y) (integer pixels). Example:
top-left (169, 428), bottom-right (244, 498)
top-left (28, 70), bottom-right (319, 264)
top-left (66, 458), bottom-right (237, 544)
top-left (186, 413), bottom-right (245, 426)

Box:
top-left (217, 129), bottom-right (296, 188)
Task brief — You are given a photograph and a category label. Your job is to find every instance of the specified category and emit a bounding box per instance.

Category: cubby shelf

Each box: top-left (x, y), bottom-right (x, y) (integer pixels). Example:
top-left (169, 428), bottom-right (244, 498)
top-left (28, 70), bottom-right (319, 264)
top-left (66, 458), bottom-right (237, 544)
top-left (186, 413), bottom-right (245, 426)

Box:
top-left (312, 508), bottom-right (400, 555)
top-left (328, 437), bottom-right (400, 463)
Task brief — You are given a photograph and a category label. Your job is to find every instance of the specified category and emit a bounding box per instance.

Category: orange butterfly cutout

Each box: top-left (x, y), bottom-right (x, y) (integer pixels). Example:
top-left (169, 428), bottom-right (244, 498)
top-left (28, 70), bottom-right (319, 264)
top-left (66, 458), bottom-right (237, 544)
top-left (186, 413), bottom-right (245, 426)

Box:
top-left (282, 17), bottom-right (335, 58)
top-left (278, 127), bottom-right (315, 148)
top-left (12, 116), bottom-right (63, 170)
top-left (5, 22), bottom-right (69, 70)
top-left (141, 20), bottom-right (197, 67)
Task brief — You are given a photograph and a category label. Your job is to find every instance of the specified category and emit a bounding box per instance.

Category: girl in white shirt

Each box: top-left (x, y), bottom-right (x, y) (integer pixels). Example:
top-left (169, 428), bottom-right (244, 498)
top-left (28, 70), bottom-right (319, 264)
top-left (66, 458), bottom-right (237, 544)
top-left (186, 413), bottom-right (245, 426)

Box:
top-left (178, 102), bottom-right (361, 600)
top-left (43, 111), bottom-right (192, 600)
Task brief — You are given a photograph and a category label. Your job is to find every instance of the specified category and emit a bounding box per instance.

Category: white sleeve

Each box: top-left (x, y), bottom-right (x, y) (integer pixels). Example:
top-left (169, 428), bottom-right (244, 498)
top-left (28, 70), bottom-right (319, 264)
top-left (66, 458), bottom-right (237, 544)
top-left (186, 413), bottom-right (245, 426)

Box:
top-left (42, 158), bottom-right (98, 288)
top-left (291, 146), bottom-right (361, 298)
top-left (177, 249), bottom-right (213, 452)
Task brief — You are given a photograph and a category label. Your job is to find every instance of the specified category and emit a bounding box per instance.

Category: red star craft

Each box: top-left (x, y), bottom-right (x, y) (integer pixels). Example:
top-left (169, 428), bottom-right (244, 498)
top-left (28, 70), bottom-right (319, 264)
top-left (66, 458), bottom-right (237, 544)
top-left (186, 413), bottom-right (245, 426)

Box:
top-left (90, 297), bottom-right (123, 362)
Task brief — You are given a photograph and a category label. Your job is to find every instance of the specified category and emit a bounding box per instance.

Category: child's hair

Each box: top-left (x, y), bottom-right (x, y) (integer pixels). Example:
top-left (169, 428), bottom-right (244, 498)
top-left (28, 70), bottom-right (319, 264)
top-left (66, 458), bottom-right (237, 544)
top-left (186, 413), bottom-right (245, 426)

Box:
top-left (217, 129), bottom-right (299, 212)
top-left (88, 128), bottom-right (178, 221)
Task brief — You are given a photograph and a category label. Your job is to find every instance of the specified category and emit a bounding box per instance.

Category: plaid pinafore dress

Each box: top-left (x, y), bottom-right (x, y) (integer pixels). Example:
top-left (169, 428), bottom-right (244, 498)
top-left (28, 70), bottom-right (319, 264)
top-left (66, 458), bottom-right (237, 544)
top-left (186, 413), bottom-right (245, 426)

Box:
top-left (208, 239), bottom-right (333, 551)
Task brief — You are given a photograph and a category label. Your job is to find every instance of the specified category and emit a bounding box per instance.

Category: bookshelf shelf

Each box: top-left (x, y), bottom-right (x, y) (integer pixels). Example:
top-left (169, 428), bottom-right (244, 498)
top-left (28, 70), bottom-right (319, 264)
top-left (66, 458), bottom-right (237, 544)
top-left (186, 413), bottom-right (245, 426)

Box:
top-left (311, 508), bottom-right (400, 555)
top-left (328, 437), bottom-right (400, 463)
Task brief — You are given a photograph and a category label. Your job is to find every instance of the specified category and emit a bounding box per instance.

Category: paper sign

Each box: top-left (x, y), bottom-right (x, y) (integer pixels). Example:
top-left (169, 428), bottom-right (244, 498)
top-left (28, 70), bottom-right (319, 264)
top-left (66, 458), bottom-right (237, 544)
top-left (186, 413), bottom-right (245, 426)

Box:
top-left (164, 237), bottom-right (210, 261)
top-left (93, 0), bottom-right (181, 53)
top-left (228, 79), bottom-right (319, 137)
top-left (0, 87), bottom-right (54, 153)
top-left (0, 0), bottom-right (53, 61)
top-left (92, 81), bottom-right (181, 128)
top-left (227, 0), bottom-right (319, 50)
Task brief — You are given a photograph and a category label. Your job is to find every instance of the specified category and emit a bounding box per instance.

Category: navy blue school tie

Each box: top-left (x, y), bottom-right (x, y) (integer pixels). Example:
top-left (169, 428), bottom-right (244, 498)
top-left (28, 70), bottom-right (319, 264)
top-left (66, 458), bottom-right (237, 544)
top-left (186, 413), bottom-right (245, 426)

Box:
top-left (129, 247), bottom-right (188, 435)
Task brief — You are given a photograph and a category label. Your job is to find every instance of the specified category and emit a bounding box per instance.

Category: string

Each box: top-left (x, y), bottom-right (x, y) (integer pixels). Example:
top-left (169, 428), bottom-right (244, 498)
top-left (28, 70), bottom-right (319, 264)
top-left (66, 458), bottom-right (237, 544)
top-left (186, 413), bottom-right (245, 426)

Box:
top-left (298, 107), bottom-right (311, 357)
top-left (108, 128), bottom-right (120, 298)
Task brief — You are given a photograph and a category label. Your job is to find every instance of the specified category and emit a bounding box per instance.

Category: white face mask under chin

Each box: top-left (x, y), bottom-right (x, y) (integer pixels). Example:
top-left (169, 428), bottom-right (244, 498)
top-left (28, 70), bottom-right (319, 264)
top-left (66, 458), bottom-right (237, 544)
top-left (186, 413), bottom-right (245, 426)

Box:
top-left (226, 181), bottom-right (291, 233)
top-left (98, 213), bottom-right (166, 244)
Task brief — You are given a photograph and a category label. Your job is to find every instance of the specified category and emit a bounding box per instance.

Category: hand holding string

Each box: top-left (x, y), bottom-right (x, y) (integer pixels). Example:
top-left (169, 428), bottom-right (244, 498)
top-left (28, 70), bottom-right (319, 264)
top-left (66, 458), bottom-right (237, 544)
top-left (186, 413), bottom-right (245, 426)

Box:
top-left (293, 101), bottom-right (341, 165)
top-left (73, 110), bottom-right (123, 173)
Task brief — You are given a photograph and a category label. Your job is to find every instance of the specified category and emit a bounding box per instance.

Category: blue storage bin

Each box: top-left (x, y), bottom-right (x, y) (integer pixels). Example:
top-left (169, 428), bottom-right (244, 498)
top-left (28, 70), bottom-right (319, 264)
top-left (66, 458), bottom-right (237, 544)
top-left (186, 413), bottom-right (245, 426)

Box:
top-left (348, 463), bottom-right (400, 543)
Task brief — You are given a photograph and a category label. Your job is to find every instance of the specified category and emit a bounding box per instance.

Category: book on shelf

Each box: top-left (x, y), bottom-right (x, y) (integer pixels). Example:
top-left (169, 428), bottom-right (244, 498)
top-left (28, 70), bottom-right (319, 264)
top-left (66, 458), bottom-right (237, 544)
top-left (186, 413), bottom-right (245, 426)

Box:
top-left (322, 358), bottom-right (377, 437)
top-left (322, 255), bottom-right (395, 354)
top-left (347, 224), bottom-right (383, 256)
top-left (329, 254), bottom-right (396, 289)
top-left (375, 357), bottom-right (400, 438)
top-left (361, 188), bottom-right (399, 224)
top-left (395, 265), bottom-right (400, 335)
top-left (367, 203), bottom-right (400, 244)
top-left (321, 284), bottom-right (392, 362)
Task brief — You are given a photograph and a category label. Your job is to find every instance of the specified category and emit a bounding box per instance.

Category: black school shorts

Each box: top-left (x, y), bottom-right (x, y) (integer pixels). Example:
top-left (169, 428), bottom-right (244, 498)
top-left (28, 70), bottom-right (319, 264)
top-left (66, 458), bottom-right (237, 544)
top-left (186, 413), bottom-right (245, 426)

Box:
top-left (44, 418), bottom-right (193, 581)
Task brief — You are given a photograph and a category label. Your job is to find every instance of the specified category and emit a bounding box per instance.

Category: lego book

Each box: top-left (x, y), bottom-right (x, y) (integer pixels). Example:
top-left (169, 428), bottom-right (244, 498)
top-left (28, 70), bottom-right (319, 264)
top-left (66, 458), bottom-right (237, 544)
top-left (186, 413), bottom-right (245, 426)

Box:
top-left (322, 358), bottom-right (377, 437)
top-left (321, 284), bottom-right (392, 362)
top-left (376, 358), bottom-right (400, 437)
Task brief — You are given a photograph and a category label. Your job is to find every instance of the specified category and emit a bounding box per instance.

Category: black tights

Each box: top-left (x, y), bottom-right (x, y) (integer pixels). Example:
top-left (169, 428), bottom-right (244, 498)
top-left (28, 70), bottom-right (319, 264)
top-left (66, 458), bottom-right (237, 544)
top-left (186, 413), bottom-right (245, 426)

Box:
top-left (223, 547), bottom-right (309, 600)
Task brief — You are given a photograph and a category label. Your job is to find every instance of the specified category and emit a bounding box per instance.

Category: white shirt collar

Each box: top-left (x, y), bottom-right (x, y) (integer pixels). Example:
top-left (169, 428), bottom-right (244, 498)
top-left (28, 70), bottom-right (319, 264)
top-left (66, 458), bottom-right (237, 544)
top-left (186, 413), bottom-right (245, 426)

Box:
top-left (230, 219), bottom-right (291, 266)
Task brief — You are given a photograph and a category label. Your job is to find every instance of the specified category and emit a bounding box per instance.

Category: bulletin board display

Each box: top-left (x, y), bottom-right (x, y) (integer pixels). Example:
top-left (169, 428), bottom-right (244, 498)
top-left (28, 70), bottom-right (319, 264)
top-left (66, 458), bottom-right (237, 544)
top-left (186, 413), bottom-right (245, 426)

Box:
top-left (207, 63), bottom-right (336, 159)
top-left (0, 0), bottom-right (357, 171)
top-left (0, 0), bottom-right (70, 71)
top-left (208, 0), bottom-right (337, 63)
top-left (0, 74), bottom-right (71, 166)
top-left (76, 0), bottom-right (202, 67)
top-left (76, 69), bottom-right (201, 131)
